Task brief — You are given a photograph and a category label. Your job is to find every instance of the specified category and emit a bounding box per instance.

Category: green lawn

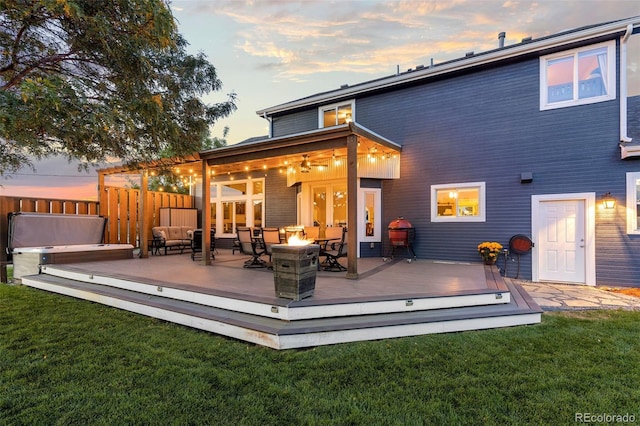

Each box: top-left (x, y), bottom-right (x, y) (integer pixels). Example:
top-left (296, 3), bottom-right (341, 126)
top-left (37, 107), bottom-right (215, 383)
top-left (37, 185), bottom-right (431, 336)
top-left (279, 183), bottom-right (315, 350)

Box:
top-left (1, 283), bottom-right (639, 425)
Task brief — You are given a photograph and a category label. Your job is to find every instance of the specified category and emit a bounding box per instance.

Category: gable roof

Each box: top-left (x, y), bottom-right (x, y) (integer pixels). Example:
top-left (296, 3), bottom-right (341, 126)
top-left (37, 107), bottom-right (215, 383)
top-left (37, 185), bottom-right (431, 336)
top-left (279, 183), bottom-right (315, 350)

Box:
top-left (256, 16), bottom-right (640, 117)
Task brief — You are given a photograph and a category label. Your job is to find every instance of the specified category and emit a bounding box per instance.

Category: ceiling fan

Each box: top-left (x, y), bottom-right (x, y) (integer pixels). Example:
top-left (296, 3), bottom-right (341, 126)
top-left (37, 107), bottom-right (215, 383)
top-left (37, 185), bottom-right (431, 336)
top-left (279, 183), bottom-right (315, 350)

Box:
top-left (299, 155), bottom-right (326, 173)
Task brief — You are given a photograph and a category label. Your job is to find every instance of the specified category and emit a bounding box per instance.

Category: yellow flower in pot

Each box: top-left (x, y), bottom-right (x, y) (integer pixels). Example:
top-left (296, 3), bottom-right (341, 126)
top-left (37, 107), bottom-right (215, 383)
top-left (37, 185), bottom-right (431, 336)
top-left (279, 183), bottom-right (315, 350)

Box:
top-left (477, 241), bottom-right (503, 265)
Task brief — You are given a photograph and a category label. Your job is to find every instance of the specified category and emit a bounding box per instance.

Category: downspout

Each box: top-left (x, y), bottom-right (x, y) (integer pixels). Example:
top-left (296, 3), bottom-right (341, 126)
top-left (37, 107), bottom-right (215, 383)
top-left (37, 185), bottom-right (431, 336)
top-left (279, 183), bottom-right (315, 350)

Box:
top-left (620, 23), bottom-right (633, 144)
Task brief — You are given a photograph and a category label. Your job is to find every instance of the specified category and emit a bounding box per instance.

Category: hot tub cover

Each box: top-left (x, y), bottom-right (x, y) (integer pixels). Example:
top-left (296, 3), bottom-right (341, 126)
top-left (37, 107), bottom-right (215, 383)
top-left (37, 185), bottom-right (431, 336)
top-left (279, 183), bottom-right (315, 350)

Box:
top-left (8, 213), bottom-right (106, 250)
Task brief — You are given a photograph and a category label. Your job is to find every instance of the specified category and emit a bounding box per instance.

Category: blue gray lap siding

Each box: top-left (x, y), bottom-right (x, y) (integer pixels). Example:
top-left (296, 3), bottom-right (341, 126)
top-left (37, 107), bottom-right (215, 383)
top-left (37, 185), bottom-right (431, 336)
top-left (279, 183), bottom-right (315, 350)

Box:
top-left (270, 51), bottom-right (640, 285)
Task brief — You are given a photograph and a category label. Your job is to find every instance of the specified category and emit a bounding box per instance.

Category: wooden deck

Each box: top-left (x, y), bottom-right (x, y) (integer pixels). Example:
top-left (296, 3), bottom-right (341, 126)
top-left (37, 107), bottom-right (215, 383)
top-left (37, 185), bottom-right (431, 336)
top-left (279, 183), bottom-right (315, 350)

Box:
top-left (19, 249), bottom-right (542, 349)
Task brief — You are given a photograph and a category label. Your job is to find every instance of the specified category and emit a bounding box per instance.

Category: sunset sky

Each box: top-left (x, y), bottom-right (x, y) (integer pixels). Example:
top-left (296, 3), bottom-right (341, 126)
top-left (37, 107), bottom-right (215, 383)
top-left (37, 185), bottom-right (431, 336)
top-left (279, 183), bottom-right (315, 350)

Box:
top-left (2, 0), bottom-right (639, 200)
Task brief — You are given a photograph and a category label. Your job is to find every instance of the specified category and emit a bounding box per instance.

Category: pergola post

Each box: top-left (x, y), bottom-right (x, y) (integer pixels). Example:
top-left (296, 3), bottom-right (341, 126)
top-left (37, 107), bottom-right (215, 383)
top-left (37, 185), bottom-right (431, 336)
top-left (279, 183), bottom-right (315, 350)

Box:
top-left (139, 170), bottom-right (149, 258)
top-left (201, 160), bottom-right (212, 265)
top-left (346, 134), bottom-right (359, 279)
top-left (97, 171), bottom-right (107, 242)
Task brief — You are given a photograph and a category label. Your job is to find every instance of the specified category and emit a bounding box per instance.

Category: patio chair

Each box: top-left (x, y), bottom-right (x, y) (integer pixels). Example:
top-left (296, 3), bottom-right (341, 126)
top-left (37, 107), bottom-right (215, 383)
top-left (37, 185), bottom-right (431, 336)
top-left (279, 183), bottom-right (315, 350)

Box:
top-left (324, 226), bottom-right (343, 242)
top-left (303, 226), bottom-right (319, 241)
top-left (261, 227), bottom-right (282, 265)
top-left (236, 227), bottom-right (266, 268)
top-left (321, 227), bottom-right (347, 272)
top-left (191, 229), bottom-right (216, 261)
top-left (283, 226), bottom-right (303, 243)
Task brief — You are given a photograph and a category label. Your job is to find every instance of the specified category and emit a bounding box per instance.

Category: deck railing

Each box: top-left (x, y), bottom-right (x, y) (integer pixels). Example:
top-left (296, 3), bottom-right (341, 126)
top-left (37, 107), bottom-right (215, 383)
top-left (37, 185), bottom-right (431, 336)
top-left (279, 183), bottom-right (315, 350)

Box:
top-left (0, 189), bottom-right (194, 282)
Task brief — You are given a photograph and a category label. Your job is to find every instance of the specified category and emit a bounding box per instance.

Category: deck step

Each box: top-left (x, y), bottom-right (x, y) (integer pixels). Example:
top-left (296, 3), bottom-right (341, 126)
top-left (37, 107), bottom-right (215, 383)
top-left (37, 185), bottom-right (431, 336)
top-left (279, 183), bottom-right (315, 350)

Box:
top-left (38, 264), bottom-right (513, 321)
top-left (21, 273), bottom-right (542, 350)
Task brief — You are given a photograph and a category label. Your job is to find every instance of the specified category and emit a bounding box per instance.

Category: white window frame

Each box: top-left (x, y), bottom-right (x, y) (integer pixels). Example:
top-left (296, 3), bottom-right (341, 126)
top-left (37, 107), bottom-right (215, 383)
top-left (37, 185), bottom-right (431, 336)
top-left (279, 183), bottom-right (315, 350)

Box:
top-left (211, 178), bottom-right (265, 237)
top-left (540, 40), bottom-right (616, 110)
top-left (626, 172), bottom-right (640, 234)
top-left (318, 100), bottom-right (355, 128)
top-left (358, 186), bottom-right (381, 242)
top-left (431, 182), bottom-right (486, 223)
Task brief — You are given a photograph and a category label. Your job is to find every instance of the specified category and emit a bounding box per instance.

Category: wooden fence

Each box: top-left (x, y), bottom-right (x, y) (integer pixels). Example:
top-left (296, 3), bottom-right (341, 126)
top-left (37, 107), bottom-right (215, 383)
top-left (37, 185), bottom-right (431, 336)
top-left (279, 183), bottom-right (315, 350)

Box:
top-left (0, 188), bottom-right (193, 282)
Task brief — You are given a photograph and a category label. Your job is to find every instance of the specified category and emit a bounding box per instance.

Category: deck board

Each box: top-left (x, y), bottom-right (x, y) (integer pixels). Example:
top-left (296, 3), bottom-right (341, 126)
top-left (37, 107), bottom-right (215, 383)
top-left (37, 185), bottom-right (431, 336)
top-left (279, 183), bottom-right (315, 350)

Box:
top-left (45, 251), bottom-right (493, 305)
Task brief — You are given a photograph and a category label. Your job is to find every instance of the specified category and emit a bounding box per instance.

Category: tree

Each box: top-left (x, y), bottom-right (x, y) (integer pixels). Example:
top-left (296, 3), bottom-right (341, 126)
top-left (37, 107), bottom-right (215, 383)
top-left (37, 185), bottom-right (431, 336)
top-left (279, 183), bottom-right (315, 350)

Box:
top-left (204, 125), bottom-right (230, 150)
top-left (0, 0), bottom-right (236, 176)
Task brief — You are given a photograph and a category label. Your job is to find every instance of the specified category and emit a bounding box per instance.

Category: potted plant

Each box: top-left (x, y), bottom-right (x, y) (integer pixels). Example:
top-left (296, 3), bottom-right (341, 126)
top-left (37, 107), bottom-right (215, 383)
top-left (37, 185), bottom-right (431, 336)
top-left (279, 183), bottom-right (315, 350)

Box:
top-left (477, 241), bottom-right (503, 265)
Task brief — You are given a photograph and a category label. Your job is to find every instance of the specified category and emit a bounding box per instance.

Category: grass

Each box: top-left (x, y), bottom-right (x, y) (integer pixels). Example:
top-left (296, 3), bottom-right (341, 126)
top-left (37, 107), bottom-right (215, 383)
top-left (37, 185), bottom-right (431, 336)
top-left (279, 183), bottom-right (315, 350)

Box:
top-left (1, 283), bottom-right (639, 425)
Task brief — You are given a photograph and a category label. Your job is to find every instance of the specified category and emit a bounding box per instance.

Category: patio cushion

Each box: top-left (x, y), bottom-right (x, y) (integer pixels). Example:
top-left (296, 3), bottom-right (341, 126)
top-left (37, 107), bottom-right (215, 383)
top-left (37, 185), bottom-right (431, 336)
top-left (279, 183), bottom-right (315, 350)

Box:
top-left (167, 227), bottom-right (185, 240)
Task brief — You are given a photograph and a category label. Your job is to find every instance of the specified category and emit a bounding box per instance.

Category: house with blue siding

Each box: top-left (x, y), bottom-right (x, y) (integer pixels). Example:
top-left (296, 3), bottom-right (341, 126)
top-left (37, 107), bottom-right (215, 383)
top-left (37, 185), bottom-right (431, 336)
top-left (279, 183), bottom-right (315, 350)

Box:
top-left (199, 16), bottom-right (640, 286)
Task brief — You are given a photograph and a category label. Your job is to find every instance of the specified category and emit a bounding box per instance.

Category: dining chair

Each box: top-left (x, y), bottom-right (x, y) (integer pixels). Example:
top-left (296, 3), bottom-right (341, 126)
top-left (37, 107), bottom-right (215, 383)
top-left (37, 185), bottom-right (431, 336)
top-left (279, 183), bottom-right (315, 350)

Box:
top-left (190, 228), bottom-right (216, 261)
top-left (324, 226), bottom-right (343, 241)
top-left (236, 227), bottom-right (266, 268)
top-left (261, 227), bottom-right (282, 264)
top-left (303, 226), bottom-right (319, 241)
top-left (321, 227), bottom-right (347, 272)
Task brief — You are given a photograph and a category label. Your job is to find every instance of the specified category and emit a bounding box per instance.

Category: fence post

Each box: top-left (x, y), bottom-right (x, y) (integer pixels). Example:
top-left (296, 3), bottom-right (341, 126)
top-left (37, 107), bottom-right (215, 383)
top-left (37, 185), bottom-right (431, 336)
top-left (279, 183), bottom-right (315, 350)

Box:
top-left (0, 197), bottom-right (20, 282)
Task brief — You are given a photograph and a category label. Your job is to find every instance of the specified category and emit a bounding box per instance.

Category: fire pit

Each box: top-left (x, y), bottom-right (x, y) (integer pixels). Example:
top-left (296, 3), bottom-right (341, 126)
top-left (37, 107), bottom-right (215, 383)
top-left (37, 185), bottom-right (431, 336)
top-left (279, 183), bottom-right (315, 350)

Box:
top-left (271, 240), bottom-right (320, 300)
top-left (384, 216), bottom-right (416, 262)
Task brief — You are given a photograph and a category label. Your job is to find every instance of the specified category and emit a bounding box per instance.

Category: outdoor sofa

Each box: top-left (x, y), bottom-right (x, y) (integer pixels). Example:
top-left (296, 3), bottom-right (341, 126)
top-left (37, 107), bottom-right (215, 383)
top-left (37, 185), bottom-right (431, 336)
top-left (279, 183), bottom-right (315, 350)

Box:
top-left (151, 226), bottom-right (194, 255)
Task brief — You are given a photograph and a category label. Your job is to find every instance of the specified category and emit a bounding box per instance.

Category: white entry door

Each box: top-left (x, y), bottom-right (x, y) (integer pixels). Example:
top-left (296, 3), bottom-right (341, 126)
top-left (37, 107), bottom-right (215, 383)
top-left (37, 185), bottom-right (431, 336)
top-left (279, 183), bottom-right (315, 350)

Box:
top-left (537, 199), bottom-right (586, 283)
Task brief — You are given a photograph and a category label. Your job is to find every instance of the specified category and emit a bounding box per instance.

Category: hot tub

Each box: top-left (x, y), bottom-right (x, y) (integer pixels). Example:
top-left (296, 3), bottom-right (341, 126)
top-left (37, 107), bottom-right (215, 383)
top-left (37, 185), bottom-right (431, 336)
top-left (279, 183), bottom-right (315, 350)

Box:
top-left (12, 244), bottom-right (134, 281)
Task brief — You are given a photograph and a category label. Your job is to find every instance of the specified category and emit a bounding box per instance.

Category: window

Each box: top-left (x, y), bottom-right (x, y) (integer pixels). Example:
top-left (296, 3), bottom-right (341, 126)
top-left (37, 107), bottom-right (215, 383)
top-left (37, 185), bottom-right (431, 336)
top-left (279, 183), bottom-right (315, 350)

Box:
top-left (626, 172), bottom-right (640, 234)
top-left (361, 189), bottom-right (381, 239)
top-left (431, 182), bottom-right (486, 222)
top-left (540, 41), bottom-right (616, 110)
top-left (308, 181), bottom-right (348, 227)
top-left (209, 178), bottom-right (265, 236)
top-left (319, 100), bottom-right (354, 128)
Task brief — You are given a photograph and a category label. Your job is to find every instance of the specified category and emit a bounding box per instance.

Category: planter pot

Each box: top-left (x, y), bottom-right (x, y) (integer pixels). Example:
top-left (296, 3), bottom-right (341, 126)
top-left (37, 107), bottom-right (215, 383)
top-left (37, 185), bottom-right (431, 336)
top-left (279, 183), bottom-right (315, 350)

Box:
top-left (484, 258), bottom-right (497, 265)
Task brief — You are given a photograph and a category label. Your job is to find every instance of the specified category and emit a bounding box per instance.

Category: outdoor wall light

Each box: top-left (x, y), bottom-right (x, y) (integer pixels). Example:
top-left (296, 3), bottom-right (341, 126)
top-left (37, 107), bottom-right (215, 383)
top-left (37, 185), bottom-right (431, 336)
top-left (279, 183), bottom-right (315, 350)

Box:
top-left (602, 192), bottom-right (616, 209)
top-left (520, 172), bottom-right (533, 184)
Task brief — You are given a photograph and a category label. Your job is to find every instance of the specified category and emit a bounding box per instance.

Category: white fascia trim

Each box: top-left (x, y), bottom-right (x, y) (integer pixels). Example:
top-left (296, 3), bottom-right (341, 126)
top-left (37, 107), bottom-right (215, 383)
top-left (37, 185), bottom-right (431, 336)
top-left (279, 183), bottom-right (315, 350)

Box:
top-left (620, 144), bottom-right (640, 159)
top-left (256, 17), bottom-right (640, 117)
top-left (620, 24), bottom-right (634, 143)
top-left (626, 172), bottom-right (640, 234)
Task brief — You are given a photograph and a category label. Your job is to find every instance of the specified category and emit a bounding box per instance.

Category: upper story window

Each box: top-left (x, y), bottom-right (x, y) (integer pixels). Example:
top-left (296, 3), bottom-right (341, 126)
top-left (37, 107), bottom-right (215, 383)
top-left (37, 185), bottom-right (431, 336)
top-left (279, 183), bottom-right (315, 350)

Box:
top-left (540, 41), bottom-right (616, 110)
top-left (431, 182), bottom-right (486, 223)
top-left (319, 100), bottom-right (354, 128)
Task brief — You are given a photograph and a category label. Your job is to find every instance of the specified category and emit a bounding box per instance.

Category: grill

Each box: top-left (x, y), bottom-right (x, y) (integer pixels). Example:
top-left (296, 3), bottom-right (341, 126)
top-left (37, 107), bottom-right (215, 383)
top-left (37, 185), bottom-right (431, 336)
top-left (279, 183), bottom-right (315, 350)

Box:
top-left (384, 217), bottom-right (416, 263)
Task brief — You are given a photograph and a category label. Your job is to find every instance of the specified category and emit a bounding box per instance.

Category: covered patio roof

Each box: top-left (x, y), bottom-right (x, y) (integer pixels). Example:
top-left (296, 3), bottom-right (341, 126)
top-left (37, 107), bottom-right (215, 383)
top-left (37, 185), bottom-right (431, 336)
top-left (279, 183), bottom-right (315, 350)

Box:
top-left (95, 122), bottom-right (401, 181)
top-left (199, 122), bottom-right (402, 175)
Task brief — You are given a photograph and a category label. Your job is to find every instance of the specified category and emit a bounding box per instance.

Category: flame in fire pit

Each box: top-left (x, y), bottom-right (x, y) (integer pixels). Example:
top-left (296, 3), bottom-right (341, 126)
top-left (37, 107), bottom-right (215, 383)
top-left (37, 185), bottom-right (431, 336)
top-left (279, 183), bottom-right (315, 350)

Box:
top-left (287, 233), bottom-right (312, 246)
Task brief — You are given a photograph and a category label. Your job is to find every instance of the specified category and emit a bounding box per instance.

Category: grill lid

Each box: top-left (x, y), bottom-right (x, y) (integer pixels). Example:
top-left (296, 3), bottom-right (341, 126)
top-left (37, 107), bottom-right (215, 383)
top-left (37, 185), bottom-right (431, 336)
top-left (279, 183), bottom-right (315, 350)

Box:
top-left (388, 216), bottom-right (413, 229)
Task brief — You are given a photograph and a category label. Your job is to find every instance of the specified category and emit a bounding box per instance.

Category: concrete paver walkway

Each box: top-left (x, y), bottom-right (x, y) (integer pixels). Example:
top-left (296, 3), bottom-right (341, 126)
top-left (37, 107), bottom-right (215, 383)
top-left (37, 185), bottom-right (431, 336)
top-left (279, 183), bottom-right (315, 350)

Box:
top-left (509, 279), bottom-right (640, 311)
